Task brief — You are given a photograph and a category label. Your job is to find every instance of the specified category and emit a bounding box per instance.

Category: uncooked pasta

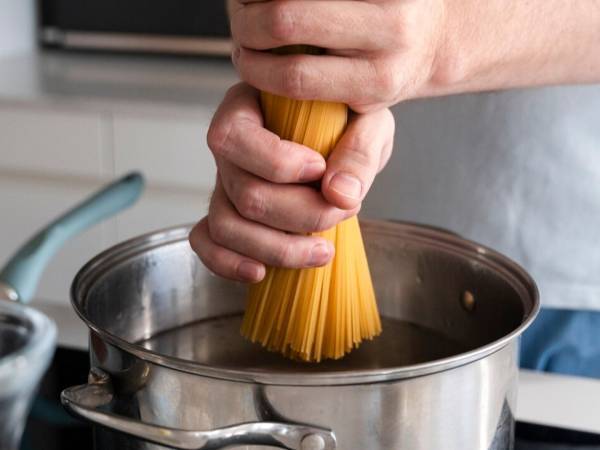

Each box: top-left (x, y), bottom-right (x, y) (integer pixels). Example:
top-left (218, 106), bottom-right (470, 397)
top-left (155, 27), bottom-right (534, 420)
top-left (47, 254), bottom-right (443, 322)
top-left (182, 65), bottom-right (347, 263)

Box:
top-left (241, 46), bottom-right (382, 362)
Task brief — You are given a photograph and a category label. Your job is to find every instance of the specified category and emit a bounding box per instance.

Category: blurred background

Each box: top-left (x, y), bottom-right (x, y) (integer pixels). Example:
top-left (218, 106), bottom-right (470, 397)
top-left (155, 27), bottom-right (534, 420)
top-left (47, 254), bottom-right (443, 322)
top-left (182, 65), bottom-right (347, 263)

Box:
top-left (0, 0), bottom-right (238, 311)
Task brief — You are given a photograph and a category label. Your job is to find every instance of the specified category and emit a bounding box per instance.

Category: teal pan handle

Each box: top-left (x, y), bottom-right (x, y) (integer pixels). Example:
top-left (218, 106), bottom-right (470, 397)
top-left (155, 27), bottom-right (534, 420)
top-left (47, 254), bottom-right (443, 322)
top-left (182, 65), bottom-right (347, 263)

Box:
top-left (0, 172), bottom-right (145, 304)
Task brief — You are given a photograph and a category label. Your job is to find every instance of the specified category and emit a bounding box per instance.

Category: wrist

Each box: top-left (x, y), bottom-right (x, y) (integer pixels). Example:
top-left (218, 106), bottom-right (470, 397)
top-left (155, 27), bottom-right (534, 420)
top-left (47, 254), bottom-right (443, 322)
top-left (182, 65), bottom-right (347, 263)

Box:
top-left (417, 0), bottom-right (476, 99)
top-left (418, 0), bottom-right (600, 99)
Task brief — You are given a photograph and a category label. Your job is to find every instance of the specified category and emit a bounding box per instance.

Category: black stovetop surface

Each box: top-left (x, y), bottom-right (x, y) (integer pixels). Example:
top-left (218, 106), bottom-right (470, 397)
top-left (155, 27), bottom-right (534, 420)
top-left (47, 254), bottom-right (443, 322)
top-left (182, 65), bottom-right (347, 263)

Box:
top-left (516, 423), bottom-right (600, 449)
top-left (21, 348), bottom-right (600, 450)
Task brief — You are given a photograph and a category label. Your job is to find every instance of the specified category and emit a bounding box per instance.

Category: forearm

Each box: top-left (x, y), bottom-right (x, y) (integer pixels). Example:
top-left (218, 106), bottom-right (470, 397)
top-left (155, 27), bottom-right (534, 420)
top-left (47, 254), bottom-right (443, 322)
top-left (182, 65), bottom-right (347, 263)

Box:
top-left (424, 0), bottom-right (600, 97)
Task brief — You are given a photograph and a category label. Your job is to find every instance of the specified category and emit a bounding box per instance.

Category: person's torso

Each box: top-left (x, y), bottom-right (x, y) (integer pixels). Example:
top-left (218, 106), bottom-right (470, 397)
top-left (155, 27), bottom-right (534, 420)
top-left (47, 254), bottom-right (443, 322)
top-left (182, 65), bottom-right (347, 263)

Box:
top-left (363, 85), bottom-right (600, 310)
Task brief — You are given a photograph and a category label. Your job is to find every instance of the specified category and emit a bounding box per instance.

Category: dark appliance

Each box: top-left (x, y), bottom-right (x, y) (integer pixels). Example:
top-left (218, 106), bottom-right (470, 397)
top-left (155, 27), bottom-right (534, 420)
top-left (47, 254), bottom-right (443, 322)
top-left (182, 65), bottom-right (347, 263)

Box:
top-left (39, 0), bottom-right (231, 56)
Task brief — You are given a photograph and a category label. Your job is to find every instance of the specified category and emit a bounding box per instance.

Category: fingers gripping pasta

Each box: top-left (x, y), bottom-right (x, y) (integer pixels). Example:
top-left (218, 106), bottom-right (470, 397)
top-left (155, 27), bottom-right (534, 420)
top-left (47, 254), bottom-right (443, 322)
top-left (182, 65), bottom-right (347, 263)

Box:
top-left (241, 47), bottom-right (382, 362)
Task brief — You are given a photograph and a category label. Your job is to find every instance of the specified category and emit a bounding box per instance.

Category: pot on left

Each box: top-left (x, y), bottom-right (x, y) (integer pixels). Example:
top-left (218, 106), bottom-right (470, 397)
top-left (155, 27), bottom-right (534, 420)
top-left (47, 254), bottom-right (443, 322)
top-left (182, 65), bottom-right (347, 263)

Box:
top-left (0, 172), bottom-right (144, 450)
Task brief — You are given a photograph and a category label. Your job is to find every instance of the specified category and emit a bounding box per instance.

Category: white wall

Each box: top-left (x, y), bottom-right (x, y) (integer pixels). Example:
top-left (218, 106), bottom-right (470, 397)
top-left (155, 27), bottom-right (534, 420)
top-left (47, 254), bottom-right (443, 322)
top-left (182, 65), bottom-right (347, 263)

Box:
top-left (0, 0), bottom-right (36, 58)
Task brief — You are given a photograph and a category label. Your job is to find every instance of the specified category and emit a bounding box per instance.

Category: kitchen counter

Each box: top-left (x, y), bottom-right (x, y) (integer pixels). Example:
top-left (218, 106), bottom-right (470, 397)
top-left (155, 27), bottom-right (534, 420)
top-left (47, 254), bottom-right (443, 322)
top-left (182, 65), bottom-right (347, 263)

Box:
top-left (518, 369), bottom-right (600, 434)
top-left (0, 50), bottom-right (238, 117)
top-left (34, 301), bottom-right (600, 435)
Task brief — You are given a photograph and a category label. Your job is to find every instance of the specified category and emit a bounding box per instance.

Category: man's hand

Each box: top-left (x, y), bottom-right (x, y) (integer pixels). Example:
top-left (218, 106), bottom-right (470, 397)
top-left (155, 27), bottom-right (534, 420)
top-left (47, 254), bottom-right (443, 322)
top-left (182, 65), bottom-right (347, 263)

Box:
top-left (228, 0), bottom-right (446, 113)
top-left (229, 0), bottom-right (600, 105)
top-left (189, 83), bottom-right (395, 282)
top-left (192, 0), bottom-right (600, 282)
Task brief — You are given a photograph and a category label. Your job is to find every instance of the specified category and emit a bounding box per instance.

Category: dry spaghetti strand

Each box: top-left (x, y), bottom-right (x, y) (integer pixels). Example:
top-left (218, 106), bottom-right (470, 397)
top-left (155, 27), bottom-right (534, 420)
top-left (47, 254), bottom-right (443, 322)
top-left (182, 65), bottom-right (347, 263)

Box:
top-left (240, 46), bottom-right (382, 362)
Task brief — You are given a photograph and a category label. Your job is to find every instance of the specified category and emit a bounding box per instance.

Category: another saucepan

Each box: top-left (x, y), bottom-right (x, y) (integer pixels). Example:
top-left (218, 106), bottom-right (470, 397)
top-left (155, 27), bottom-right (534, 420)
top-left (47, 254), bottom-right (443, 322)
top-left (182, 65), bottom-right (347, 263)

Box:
top-left (0, 173), bottom-right (144, 450)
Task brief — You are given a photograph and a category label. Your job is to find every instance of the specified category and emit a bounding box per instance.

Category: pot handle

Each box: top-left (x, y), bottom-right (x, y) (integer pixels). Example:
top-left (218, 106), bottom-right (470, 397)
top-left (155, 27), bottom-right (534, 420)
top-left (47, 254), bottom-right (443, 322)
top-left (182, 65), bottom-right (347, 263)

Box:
top-left (0, 172), bottom-right (144, 303)
top-left (61, 368), bottom-right (337, 450)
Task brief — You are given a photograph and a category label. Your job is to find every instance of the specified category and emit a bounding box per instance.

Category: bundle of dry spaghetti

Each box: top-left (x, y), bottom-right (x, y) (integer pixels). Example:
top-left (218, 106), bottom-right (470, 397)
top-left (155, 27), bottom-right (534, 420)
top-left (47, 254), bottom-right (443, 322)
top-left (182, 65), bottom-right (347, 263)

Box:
top-left (241, 46), bottom-right (382, 362)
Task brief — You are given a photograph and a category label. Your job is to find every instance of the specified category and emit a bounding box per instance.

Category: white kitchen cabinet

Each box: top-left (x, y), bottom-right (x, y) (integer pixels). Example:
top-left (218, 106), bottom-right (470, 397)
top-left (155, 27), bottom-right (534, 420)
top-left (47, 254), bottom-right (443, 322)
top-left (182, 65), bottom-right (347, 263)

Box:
top-left (0, 106), bottom-right (106, 177)
top-left (0, 51), bottom-right (232, 305)
top-left (113, 112), bottom-right (216, 191)
top-left (112, 111), bottom-right (215, 241)
top-left (0, 0), bottom-right (35, 58)
top-left (115, 184), bottom-right (211, 242)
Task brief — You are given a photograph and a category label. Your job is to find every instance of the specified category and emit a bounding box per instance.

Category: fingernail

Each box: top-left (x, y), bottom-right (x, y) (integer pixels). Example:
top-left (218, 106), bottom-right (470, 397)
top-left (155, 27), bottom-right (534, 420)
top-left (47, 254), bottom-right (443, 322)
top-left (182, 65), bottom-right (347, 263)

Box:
top-left (329, 172), bottom-right (362, 199)
top-left (299, 160), bottom-right (326, 181)
top-left (308, 243), bottom-right (332, 266)
top-left (237, 261), bottom-right (263, 281)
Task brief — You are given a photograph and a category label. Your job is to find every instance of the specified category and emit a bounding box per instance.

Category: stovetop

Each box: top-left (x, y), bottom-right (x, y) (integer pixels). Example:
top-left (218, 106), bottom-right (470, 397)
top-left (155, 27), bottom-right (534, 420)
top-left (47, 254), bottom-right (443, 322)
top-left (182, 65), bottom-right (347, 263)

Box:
top-left (21, 348), bottom-right (600, 450)
top-left (516, 423), bottom-right (600, 449)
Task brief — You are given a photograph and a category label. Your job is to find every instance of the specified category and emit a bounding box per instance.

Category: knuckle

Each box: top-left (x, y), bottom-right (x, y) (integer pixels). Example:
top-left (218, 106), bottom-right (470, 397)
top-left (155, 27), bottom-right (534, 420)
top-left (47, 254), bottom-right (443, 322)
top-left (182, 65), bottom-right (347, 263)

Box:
top-left (203, 249), bottom-right (235, 280)
top-left (267, 2), bottom-right (295, 42)
top-left (312, 208), bottom-right (340, 232)
top-left (225, 82), bottom-right (245, 98)
top-left (207, 121), bottom-right (233, 158)
top-left (272, 241), bottom-right (296, 267)
top-left (198, 247), bottom-right (219, 273)
top-left (207, 247), bottom-right (231, 275)
top-left (343, 135), bottom-right (376, 169)
top-left (388, 15), bottom-right (408, 44)
top-left (188, 221), bottom-right (226, 275)
top-left (268, 150), bottom-right (294, 181)
top-left (208, 106), bottom-right (254, 160)
top-left (375, 63), bottom-right (401, 101)
top-left (236, 184), bottom-right (267, 220)
top-left (188, 223), bottom-right (203, 253)
top-left (208, 212), bottom-right (234, 245)
top-left (280, 58), bottom-right (307, 98)
top-left (382, 3), bottom-right (410, 46)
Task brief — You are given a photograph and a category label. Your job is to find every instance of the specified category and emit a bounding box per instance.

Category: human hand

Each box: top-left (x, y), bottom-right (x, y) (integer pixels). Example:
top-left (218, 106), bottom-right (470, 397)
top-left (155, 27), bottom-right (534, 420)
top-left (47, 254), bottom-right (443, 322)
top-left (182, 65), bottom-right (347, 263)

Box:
top-left (189, 83), bottom-right (395, 282)
top-left (228, 0), bottom-right (447, 113)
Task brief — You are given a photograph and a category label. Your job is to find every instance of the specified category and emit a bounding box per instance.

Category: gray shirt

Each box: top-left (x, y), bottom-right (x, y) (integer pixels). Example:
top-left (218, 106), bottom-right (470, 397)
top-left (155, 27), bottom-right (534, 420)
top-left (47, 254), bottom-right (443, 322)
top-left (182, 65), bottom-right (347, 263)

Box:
top-left (364, 85), bottom-right (600, 310)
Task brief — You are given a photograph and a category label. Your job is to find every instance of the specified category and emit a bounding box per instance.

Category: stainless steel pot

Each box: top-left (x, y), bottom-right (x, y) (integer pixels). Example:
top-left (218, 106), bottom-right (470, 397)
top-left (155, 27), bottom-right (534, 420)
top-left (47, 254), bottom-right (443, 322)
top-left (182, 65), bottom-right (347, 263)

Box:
top-left (0, 172), bottom-right (143, 450)
top-left (62, 220), bottom-right (539, 450)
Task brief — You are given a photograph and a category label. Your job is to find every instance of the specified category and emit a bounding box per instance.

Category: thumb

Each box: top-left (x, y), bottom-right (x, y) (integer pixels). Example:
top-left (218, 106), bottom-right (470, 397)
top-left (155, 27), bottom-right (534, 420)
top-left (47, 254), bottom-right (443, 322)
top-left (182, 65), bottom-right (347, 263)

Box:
top-left (322, 108), bottom-right (395, 210)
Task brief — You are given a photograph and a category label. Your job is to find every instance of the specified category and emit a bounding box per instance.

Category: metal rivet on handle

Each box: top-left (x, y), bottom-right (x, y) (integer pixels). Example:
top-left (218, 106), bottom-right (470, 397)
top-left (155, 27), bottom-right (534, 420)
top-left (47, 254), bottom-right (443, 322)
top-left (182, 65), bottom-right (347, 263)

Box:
top-left (0, 281), bottom-right (19, 302)
top-left (461, 290), bottom-right (476, 312)
top-left (301, 434), bottom-right (326, 450)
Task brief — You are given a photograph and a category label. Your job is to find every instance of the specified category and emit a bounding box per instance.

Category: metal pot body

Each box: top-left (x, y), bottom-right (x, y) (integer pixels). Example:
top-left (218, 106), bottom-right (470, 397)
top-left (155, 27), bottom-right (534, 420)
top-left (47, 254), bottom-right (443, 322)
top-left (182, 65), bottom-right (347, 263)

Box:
top-left (89, 336), bottom-right (518, 450)
top-left (63, 221), bottom-right (538, 450)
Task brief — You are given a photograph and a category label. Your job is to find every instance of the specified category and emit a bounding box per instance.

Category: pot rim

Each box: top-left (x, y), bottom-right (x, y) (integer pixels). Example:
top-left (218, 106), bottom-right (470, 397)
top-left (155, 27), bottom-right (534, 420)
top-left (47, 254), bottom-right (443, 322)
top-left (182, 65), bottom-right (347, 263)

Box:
top-left (71, 220), bottom-right (540, 386)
